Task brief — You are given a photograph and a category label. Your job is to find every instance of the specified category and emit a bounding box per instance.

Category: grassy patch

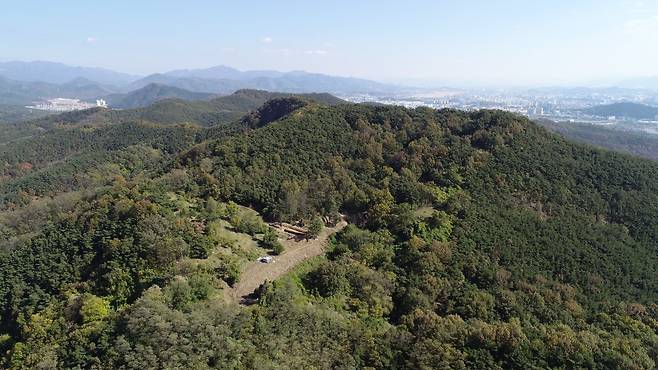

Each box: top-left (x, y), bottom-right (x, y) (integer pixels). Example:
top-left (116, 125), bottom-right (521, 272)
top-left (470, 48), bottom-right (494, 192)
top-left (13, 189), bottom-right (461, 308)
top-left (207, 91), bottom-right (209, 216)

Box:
top-left (413, 206), bottom-right (436, 219)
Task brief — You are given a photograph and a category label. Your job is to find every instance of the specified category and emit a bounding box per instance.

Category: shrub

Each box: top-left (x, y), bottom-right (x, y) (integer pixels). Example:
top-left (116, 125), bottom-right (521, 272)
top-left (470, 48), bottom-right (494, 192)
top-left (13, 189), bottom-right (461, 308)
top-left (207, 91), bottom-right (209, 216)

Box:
top-left (272, 242), bottom-right (285, 255)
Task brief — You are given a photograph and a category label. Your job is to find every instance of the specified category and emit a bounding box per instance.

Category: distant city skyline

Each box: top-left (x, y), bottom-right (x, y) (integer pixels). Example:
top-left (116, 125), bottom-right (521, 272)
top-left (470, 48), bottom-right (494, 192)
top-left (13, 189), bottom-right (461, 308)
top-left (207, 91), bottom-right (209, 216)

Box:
top-left (2, 0), bottom-right (658, 87)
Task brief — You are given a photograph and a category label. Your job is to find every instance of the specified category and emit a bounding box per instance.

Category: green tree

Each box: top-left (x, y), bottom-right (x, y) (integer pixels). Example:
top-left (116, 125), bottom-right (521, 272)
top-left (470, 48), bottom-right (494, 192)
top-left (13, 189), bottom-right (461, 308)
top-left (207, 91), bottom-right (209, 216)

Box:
top-left (307, 216), bottom-right (324, 239)
top-left (79, 294), bottom-right (111, 324)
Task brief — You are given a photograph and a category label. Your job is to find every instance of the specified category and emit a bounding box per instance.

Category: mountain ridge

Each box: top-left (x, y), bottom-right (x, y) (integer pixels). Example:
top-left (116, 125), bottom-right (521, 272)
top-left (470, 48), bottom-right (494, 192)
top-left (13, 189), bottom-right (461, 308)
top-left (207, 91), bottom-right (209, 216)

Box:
top-left (0, 61), bottom-right (401, 97)
top-left (102, 83), bottom-right (216, 109)
top-left (0, 75), bottom-right (113, 105)
top-left (130, 68), bottom-right (398, 94)
top-left (0, 60), bottom-right (139, 85)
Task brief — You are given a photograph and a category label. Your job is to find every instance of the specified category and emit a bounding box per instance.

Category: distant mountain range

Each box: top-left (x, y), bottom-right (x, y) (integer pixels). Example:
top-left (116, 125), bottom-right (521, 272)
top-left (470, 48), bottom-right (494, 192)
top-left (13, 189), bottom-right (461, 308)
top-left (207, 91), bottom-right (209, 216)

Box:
top-left (102, 83), bottom-right (216, 109)
top-left (0, 61), bottom-right (139, 85)
top-left (0, 75), bottom-right (112, 105)
top-left (127, 74), bottom-right (243, 95)
top-left (0, 61), bottom-right (400, 105)
top-left (582, 102), bottom-right (658, 120)
top-left (128, 69), bottom-right (397, 95)
top-left (160, 66), bottom-right (395, 93)
top-left (166, 65), bottom-right (285, 80)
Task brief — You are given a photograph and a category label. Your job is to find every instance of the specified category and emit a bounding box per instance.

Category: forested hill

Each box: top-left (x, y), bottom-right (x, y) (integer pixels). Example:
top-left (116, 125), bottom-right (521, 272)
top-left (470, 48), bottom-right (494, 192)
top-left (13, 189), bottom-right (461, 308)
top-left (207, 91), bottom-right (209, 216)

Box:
top-left (538, 119), bottom-right (658, 161)
top-left (2, 89), bottom-right (345, 133)
top-left (582, 102), bottom-right (658, 120)
top-left (179, 104), bottom-right (658, 303)
top-left (0, 89), bottom-right (346, 149)
top-left (0, 94), bottom-right (338, 211)
top-left (3, 100), bottom-right (658, 368)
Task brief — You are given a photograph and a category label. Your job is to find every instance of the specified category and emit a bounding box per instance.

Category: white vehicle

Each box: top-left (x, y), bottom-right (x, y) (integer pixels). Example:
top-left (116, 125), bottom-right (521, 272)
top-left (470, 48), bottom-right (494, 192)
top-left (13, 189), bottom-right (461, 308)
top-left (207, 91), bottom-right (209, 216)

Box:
top-left (258, 256), bottom-right (274, 263)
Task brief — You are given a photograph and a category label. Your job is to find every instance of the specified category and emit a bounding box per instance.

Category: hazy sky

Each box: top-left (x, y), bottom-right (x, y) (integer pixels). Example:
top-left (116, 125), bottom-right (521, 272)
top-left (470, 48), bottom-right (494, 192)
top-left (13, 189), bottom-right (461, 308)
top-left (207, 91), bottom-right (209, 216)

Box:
top-left (1, 0), bottom-right (657, 86)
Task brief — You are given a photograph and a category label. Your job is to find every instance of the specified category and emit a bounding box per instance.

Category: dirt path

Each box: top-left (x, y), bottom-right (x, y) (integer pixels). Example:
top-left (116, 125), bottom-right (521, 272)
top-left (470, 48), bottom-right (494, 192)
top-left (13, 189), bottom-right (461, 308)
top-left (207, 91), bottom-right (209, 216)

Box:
top-left (226, 219), bottom-right (347, 304)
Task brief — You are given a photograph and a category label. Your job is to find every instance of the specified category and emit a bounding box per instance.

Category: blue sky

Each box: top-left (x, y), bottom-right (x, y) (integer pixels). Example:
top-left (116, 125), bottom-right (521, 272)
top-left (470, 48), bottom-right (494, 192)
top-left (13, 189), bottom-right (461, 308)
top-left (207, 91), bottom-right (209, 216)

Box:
top-left (1, 0), bottom-right (657, 86)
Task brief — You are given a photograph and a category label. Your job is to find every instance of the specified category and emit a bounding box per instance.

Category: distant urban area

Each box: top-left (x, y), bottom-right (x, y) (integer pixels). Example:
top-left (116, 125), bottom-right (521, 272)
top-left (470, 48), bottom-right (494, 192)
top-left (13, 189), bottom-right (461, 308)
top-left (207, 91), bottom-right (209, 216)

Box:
top-left (341, 88), bottom-right (658, 133)
top-left (27, 98), bottom-right (107, 111)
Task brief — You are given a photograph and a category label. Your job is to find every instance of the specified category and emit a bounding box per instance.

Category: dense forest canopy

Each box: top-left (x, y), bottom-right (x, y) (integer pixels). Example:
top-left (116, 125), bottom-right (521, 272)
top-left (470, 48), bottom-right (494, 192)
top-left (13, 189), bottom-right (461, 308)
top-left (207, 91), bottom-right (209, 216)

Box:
top-left (1, 96), bottom-right (658, 369)
top-left (0, 105), bottom-right (50, 124)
